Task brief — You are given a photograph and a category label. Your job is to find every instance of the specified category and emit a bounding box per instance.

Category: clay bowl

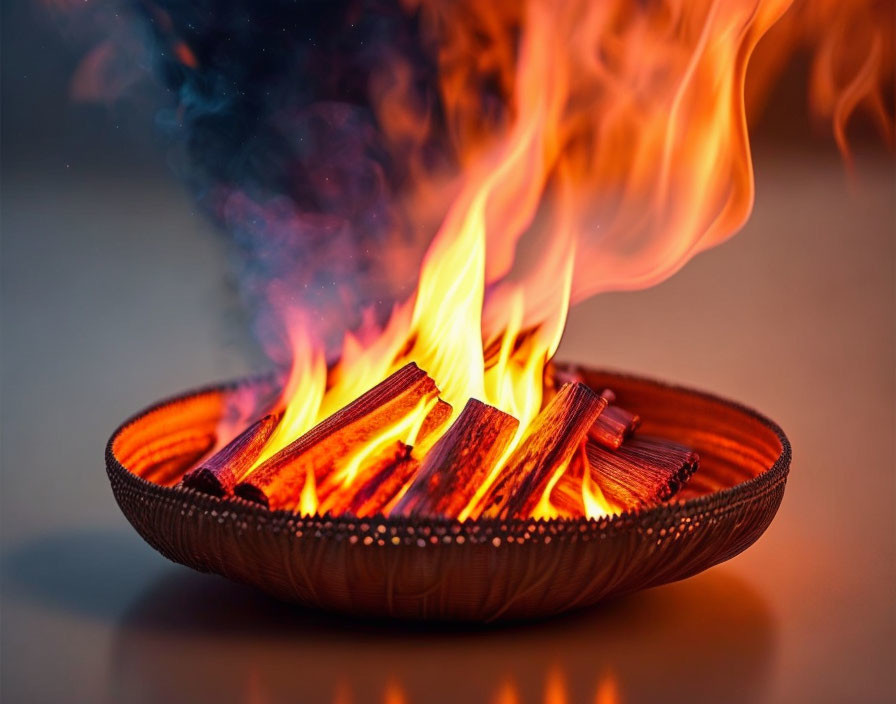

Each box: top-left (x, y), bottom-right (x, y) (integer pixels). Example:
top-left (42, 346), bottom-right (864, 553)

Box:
top-left (106, 364), bottom-right (790, 622)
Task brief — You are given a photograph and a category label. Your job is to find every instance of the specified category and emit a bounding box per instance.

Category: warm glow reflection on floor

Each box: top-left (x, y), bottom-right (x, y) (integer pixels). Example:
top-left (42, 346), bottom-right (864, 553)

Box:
top-left (246, 668), bottom-right (621, 704)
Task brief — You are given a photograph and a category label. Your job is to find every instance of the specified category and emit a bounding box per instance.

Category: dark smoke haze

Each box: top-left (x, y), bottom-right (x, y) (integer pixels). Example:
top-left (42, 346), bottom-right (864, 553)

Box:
top-left (76, 1), bottom-right (462, 360)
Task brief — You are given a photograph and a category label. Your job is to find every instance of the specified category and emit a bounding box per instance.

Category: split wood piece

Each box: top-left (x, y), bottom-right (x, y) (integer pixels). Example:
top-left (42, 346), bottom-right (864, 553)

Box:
top-left (476, 382), bottom-right (607, 519)
top-left (181, 413), bottom-right (282, 496)
top-left (235, 363), bottom-right (439, 509)
top-left (589, 394), bottom-right (641, 450)
top-left (345, 450), bottom-right (421, 518)
top-left (414, 398), bottom-right (453, 456)
top-left (586, 435), bottom-right (699, 510)
top-left (392, 399), bottom-right (520, 519)
top-left (311, 396), bottom-right (452, 515)
top-left (316, 441), bottom-right (411, 515)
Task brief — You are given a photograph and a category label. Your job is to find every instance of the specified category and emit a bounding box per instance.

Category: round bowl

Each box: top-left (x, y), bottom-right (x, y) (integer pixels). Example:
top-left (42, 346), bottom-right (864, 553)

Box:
top-left (105, 365), bottom-right (790, 622)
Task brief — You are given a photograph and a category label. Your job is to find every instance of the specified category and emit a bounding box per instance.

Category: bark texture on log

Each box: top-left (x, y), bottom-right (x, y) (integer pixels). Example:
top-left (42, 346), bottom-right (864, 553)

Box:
top-left (182, 413), bottom-right (281, 496)
top-left (587, 435), bottom-right (699, 509)
top-left (392, 399), bottom-right (519, 519)
top-left (236, 363), bottom-right (439, 509)
top-left (476, 383), bottom-right (607, 519)
top-left (589, 404), bottom-right (641, 450)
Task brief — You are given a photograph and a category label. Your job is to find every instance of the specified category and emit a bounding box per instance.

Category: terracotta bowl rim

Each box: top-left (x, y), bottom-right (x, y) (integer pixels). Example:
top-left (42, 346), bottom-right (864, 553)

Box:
top-left (105, 365), bottom-right (791, 542)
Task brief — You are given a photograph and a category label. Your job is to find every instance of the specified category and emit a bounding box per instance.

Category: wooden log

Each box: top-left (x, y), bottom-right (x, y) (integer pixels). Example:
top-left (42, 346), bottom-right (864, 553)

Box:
top-left (414, 398), bottom-right (453, 455)
top-left (305, 395), bottom-right (452, 513)
top-left (392, 399), bottom-right (520, 519)
top-left (476, 382), bottom-right (607, 519)
top-left (316, 441), bottom-right (410, 515)
top-left (317, 397), bottom-right (453, 516)
top-left (181, 413), bottom-right (281, 496)
top-left (235, 363), bottom-right (439, 509)
top-left (346, 451), bottom-right (421, 517)
top-left (589, 401), bottom-right (641, 450)
top-left (586, 435), bottom-right (699, 510)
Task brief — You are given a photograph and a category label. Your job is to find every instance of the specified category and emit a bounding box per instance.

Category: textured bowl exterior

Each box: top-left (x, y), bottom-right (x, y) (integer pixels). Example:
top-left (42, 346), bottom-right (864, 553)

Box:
top-left (106, 366), bottom-right (790, 622)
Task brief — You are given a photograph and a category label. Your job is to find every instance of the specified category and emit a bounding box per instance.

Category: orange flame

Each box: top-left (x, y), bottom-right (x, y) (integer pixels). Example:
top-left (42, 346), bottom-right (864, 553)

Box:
top-left (246, 0), bottom-right (892, 519)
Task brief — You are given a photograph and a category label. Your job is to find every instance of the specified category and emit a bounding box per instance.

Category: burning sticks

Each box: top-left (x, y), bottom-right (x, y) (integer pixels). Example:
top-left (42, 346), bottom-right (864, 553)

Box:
top-left (316, 398), bottom-right (452, 515)
top-left (316, 441), bottom-right (411, 515)
top-left (182, 413), bottom-right (282, 496)
top-left (589, 395), bottom-right (641, 450)
top-left (586, 436), bottom-right (699, 510)
top-left (235, 363), bottom-right (443, 510)
top-left (393, 399), bottom-right (519, 518)
top-left (476, 383), bottom-right (607, 519)
top-left (170, 362), bottom-right (700, 521)
top-left (344, 447), bottom-right (420, 517)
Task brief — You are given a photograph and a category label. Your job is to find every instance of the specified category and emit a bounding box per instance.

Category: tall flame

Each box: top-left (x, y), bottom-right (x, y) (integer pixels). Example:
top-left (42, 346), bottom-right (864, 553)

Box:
top-left (237, 0), bottom-right (892, 518)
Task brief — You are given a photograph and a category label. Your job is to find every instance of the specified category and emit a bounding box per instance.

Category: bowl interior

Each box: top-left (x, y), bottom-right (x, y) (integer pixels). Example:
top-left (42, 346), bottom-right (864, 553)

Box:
top-left (112, 366), bottom-right (785, 506)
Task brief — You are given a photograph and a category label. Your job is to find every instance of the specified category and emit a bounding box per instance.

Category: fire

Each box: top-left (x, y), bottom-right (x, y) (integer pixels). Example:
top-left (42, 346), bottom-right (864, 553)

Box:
top-left (582, 459), bottom-right (618, 520)
top-left (747, 0), bottom-right (895, 160)
top-left (222, 0), bottom-right (892, 519)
